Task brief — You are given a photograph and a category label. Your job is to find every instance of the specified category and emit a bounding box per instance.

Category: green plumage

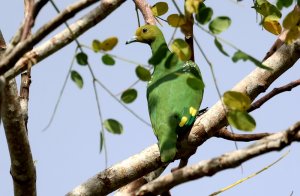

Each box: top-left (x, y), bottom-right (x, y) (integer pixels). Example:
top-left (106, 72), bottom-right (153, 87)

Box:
top-left (127, 25), bottom-right (204, 162)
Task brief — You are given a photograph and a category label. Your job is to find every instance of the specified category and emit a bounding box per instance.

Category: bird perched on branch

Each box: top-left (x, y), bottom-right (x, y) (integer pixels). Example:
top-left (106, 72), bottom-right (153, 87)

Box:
top-left (126, 25), bottom-right (204, 162)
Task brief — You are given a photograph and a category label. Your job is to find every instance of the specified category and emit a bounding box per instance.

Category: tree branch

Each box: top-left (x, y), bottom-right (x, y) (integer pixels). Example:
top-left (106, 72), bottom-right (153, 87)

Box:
top-left (3, 0), bottom-right (126, 80)
top-left (248, 78), bottom-right (300, 112)
top-left (66, 145), bottom-right (163, 196)
top-left (2, 79), bottom-right (36, 196)
top-left (214, 127), bottom-right (270, 141)
top-left (20, 0), bottom-right (35, 134)
top-left (136, 121), bottom-right (300, 195)
top-left (133, 0), bottom-right (156, 25)
top-left (0, 30), bottom-right (36, 196)
top-left (66, 37), bottom-right (300, 196)
top-left (32, 0), bottom-right (50, 22)
top-left (0, 0), bottom-right (101, 76)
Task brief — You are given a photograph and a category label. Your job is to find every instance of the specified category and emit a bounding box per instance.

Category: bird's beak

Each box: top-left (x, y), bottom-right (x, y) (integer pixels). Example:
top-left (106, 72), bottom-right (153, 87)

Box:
top-left (126, 36), bottom-right (138, 44)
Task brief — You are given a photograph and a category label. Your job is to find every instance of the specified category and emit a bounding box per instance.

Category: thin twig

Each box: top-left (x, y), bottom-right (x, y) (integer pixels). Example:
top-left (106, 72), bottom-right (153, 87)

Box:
top-left (210, 150), bottom-right (289, 195)
top-left (215, 127), bottom-right (270, 141)
top-left (249, 79), bottom-right (300, 112)
top-left (95, 79), bottom-right (151, 126)
top-left (49, 0), bottom-right (109, 166)
top-left (42, 48), bottom-right (77, 131)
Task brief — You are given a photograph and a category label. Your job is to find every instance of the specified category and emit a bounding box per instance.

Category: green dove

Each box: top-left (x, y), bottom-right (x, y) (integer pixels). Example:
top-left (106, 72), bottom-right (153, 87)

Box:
top-left (127, 25), bottom-right (205, 162)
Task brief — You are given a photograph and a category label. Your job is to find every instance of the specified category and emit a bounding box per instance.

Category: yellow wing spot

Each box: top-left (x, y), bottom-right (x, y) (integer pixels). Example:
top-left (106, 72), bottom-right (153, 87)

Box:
top-left (189, 107), bottom-right (197, 116)
top-left (179, 116), bottom-right (188, 127)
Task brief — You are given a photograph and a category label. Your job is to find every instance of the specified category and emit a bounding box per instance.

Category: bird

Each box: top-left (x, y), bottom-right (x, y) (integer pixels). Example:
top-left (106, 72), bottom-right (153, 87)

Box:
top-left (126, 25), bottom-right (204, 162)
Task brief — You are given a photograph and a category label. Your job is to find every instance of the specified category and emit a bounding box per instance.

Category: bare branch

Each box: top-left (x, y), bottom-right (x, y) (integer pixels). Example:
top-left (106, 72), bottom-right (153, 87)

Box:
top-left (214, 127), bottom-right (270, 141)
top-left (0, 30), bottom-right (6, 50)
top-left (0, 0), bottom-right (101, 76)
top-left (262, 29), bottom-right (287, 62)
top-left (2, 79), bottom-right (36, 196)
top-left (20, 0), bottom-right (35, 134)
top-left (32, 0), bottom-right (50, 22)
top-left (21, 0), bottom-right (34, 41)
top-left (136, 121), bottom-right (300, 195)
top-left (66, 38), bottom-right (300, 195)
top-left (133, 0), bottom-right (156, 25)
top-left (248, 79), bottom-right (300, 112)
top-left (0, 30), bottom-right (36, 196)
top-left (4, 0), bottom-right (126, 80)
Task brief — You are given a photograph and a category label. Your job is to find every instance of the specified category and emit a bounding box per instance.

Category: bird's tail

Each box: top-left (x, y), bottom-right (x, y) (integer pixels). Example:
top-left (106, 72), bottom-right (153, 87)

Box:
top-left (158, 124), bottom-right (177, 162)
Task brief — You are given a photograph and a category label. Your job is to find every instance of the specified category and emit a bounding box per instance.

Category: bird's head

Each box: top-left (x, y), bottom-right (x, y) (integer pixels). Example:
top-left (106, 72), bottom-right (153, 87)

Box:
top-left (126, 25), bottom-right (163, 45)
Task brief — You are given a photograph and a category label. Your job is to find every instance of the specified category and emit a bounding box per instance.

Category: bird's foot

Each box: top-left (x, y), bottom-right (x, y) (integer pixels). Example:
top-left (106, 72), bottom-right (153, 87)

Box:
top-left (197, 107), bottom-right (208, 117)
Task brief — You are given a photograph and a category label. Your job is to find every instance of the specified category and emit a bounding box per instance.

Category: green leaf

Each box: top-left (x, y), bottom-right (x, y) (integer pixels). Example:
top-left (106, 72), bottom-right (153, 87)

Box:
top-left (99, 131), bottom-right (104, 152)
top-left (276, 0), bottom-right (283, 10)
top-left (70, 70), bottom-right (83, 89)
top-left (223, 91), bottom-right (251, 111)
top-left (263, 15), bottom-right (282, 35)
top-left (196, 6), bottom-right (213, 25)
top-left (255, 1), bottom-right (282, 18)
top-left (227, 111), bottom-right (256, 131)
top-left (148, 44), bottom-right (168, 65)
top-left (232, 50), bottom-right (272, 70)
top-left (285, 26), bottom-right (300, 44)
top-left (256, 0), bottom-right (267, 5)
top-left (121, 88), bottom-right (138, 104)
top-left (151, 2), bottom-right (168, 16)
top-left (232, 50), bottom-right (248, 62)
top-left (135, 65), bottom-right (151, 81)
top-left (209, 16), bottom-right (231, 34)
top-left (104, 119), bottom-right (123, 134)
top-left (214, 38), bottom-right (229, 56)
top-left (283, 8), bottom-right (300, 29)
top-left (185, 0), bottom-right (203, 14)
top-left (102, 54), bottom-right (115, 65)
top-left (276, 0), bottom-right (293, 10)
top-left (101, 37), bottom-right (118, 51)
top-left (76, 52), bottom-right (88, 66)
top-left (171, 38), bottom-right (191, 61)
top-left (167, 14), bottom-right (186, 27)
top-left (92, 40), bottom-right (102, 52)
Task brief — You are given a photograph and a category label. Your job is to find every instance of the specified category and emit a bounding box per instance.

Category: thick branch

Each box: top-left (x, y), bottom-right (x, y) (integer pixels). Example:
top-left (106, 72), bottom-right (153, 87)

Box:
top-left (136, 121), bottom-right (300, 195)
top-left (3, 0), bottom-right (126, 80)
top-left (0, 0), bottom-right (101, 76)
top-left (248, 79), bottom-right (300, 112)
top-left (66, 145), bottom-right (162, 196)
top-left (66, 38), bottom-right (300, 195)
top-left (1, 78), bottom-right (36, 196)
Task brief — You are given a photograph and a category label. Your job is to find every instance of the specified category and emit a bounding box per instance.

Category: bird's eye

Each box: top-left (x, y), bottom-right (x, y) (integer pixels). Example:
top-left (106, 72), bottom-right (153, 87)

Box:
top-left (142, 28), bottom-right (148, 33)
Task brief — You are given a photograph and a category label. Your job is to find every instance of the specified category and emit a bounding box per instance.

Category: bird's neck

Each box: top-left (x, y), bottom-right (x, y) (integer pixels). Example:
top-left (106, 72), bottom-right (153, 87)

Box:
top-left (150, 36), bottom-right (168, 55)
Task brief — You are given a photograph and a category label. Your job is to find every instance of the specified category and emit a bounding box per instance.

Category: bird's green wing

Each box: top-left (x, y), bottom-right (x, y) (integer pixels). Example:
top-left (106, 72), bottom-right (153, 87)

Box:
top-left (147, 60), bottom-right (204, 162)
